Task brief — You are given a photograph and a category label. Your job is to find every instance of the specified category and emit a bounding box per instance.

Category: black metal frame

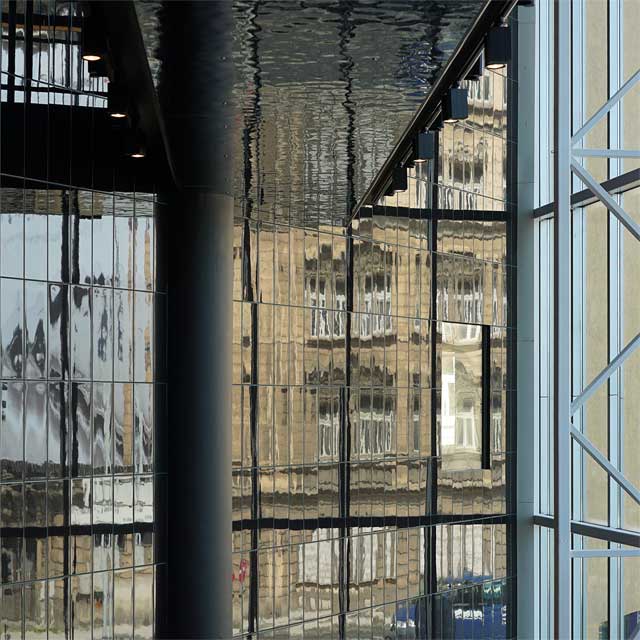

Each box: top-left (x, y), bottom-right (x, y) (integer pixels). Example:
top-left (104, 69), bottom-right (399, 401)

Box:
top-left (533, 514), bottom-right (640, 549)
top-left (482, 324), bottom-right (492, 471)
top-left (533, 167), bottom-right (640, 219)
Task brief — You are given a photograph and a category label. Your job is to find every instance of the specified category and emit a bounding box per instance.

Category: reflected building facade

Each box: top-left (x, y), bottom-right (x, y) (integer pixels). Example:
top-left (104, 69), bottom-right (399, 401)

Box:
top-left (230, 41), bottom-right (515, 637)
top-left (1, 0), bottom-right (519, 638)
top-left (5, 0), bottom-right (639, 637)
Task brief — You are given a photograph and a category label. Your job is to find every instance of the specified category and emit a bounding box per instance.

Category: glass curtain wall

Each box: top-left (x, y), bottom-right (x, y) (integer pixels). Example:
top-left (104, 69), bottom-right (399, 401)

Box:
top-left (534, 0), bottom-right (640, 637)
top-left (231, 24), bottom-right (516, 638)
top-left (0, 2), bottom-right (165, 638)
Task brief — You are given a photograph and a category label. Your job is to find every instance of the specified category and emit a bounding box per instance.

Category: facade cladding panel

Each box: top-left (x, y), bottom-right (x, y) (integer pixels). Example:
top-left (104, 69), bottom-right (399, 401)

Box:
top-left (231, 36), bottom-right (515, 638)
top-left (0, 2), bottom-right (165, 638)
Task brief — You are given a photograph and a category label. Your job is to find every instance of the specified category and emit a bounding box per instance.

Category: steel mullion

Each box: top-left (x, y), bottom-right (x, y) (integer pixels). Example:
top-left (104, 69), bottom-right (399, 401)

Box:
top-left (553, 0), bottom-right (573, 636)
top-left (608, 4), bottom-right (623, 635)
top-left (571, 3), bottom-right (586, 634)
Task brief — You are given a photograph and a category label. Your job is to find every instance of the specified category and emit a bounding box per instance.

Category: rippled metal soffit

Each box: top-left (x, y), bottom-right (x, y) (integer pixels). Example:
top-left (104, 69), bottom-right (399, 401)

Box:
top-left (135, 0), bottom-right (482, 226)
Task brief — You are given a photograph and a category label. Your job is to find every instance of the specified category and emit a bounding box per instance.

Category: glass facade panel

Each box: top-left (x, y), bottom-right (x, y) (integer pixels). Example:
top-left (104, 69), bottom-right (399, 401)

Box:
top-left (0, 0), bottom-right (522, 635)
top-left (231, 49), bottom-right (514, 636)
top-left (438, 322), bottom-right (483, 471)
top-left (0, 3), bottom-right (164, 637)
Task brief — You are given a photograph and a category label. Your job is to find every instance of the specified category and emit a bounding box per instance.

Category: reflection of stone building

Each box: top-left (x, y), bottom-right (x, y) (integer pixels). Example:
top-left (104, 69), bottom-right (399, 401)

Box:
top-left (230, 49), bottom-right (511, 634)
top-left (231, 197), bottom-right (509, 635)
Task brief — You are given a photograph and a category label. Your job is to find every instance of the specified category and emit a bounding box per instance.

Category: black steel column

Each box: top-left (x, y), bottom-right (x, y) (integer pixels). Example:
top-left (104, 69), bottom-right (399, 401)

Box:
top-left (338, 3), bottom-right (356, 637)
top-left (163, 190), bottom-right (234, 639)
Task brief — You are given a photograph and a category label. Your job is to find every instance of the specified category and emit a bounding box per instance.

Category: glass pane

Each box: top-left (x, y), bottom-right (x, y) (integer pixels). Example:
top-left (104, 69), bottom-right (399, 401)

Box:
top-left (94, 382), bottom-right (113, 475)
top-left (94, 570), bottom-right (114, 638)
top-left (71, 573), bottom-right (92, 637)
top-left (134, 384), bottom-right (153, 473)
top-left (1, 584), bottom-right (23, 638)
top-left (1, 212), bottom-right (24, 278)
top-left (94, 212), bottom-right (114, 286)
top-left (25, 213), bottom-right (47, 280)
top-left (93, 287), bottom-right (114, 381)
top-left (114, 216), bottom-right (134, 289)
top-left (439, 322), bottom-right (483, 470)
top-left (48, 383), bottom-right (68, 478)
top-left (24, 580), bottom-right (47, 639)
top-left (25, 381), bottom-right (47, 479)
top-left (134, 291), bottom-right (153, 382)
top-left (134, 216), bottom-right (154, 291)
top-left (25, 280), bottom-right (47, 378)
top-left (2, 381), bottom-right (24, 481)
top-left (48, 283), bottom-right (67, 379)
top-left (114, 289), bottom-right (133, 381)
top-left (48, 579), bottom-right (67, 636)
top-left (1, 483), bottom-right (24, 583)
top-left (2, 277), bottom-right (24, 378)
top-left (72, 382), bottom-right (92, 476)
top-left (48, 213), bottom-right (65, 283)
top-left (114, 568), bottom-right (134, 639)
top-left (134, 565), bottom-right (154, 639)
top-left (71, 285), bottom-right (91, 380)
top-left (114, 383), bottom-right (134, 474)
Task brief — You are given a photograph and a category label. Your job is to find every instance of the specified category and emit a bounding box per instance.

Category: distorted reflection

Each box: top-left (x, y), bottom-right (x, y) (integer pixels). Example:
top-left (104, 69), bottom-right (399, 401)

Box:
top-left (439, 322), bottom-right (483, 470)
top-left (0, 3), bottom-right (164, 632)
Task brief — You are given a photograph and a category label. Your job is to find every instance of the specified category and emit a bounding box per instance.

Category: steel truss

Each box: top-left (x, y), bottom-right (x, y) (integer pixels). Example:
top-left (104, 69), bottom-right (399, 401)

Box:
top-left (554, 0), bottom-right (640, 635)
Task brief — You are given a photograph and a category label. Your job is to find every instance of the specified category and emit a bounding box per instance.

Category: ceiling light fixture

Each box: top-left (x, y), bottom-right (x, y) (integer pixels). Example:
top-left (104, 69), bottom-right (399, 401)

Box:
top-left (392, 166), bottom-right (407, 193)
top-left (442, 87), bottom-right (469, 123)
top-left (485, 24), bottom-right (510, 69)
top-left (81, 18), bottom-right (104, 62)
top-left (413, 131), bottom-right (435, 163)
top-left (108, 82), bottom-right (128, 119)
top-left (126, 132), bottom-right (146, 159)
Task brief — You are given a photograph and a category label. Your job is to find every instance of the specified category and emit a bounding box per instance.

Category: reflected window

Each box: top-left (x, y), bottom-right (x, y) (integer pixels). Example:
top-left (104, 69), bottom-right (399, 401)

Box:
top-left (439, 322), bottom-right (488, 471)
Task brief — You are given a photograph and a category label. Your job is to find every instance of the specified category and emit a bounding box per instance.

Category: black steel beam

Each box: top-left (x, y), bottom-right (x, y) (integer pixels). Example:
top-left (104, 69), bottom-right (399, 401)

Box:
top-left (533, 514), bottom-right (640, 548)
top-left (533, 168), bottom-right (640, 219)
top-left (364, 204), bottom-right (510, 221)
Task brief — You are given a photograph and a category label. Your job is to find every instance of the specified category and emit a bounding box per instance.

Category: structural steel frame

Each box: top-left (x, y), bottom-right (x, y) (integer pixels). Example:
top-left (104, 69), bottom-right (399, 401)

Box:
top-left (553, 0), bottom-right (640, 636)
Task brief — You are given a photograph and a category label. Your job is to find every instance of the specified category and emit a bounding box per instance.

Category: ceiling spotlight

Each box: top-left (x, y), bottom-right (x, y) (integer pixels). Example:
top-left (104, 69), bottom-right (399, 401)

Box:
top-left (126, 132), bottom-right (146, 159)
top-left (81, 18), bottom-right (104, 62)
top-left (392, 166), bottom-right (407, 193)
top-left (442, 87), bottom-right (469, 123)
top-left (413, 131), bottom-right (435, 163)
top-left (485, 24), bottom-right (510, 69)
top-left (108, 82), bottom-right (128, 119)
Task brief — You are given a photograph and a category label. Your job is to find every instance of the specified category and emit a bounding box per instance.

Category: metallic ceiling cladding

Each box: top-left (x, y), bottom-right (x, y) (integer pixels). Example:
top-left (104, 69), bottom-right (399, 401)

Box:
top-left (134, 0), bottom-right (481, 224)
